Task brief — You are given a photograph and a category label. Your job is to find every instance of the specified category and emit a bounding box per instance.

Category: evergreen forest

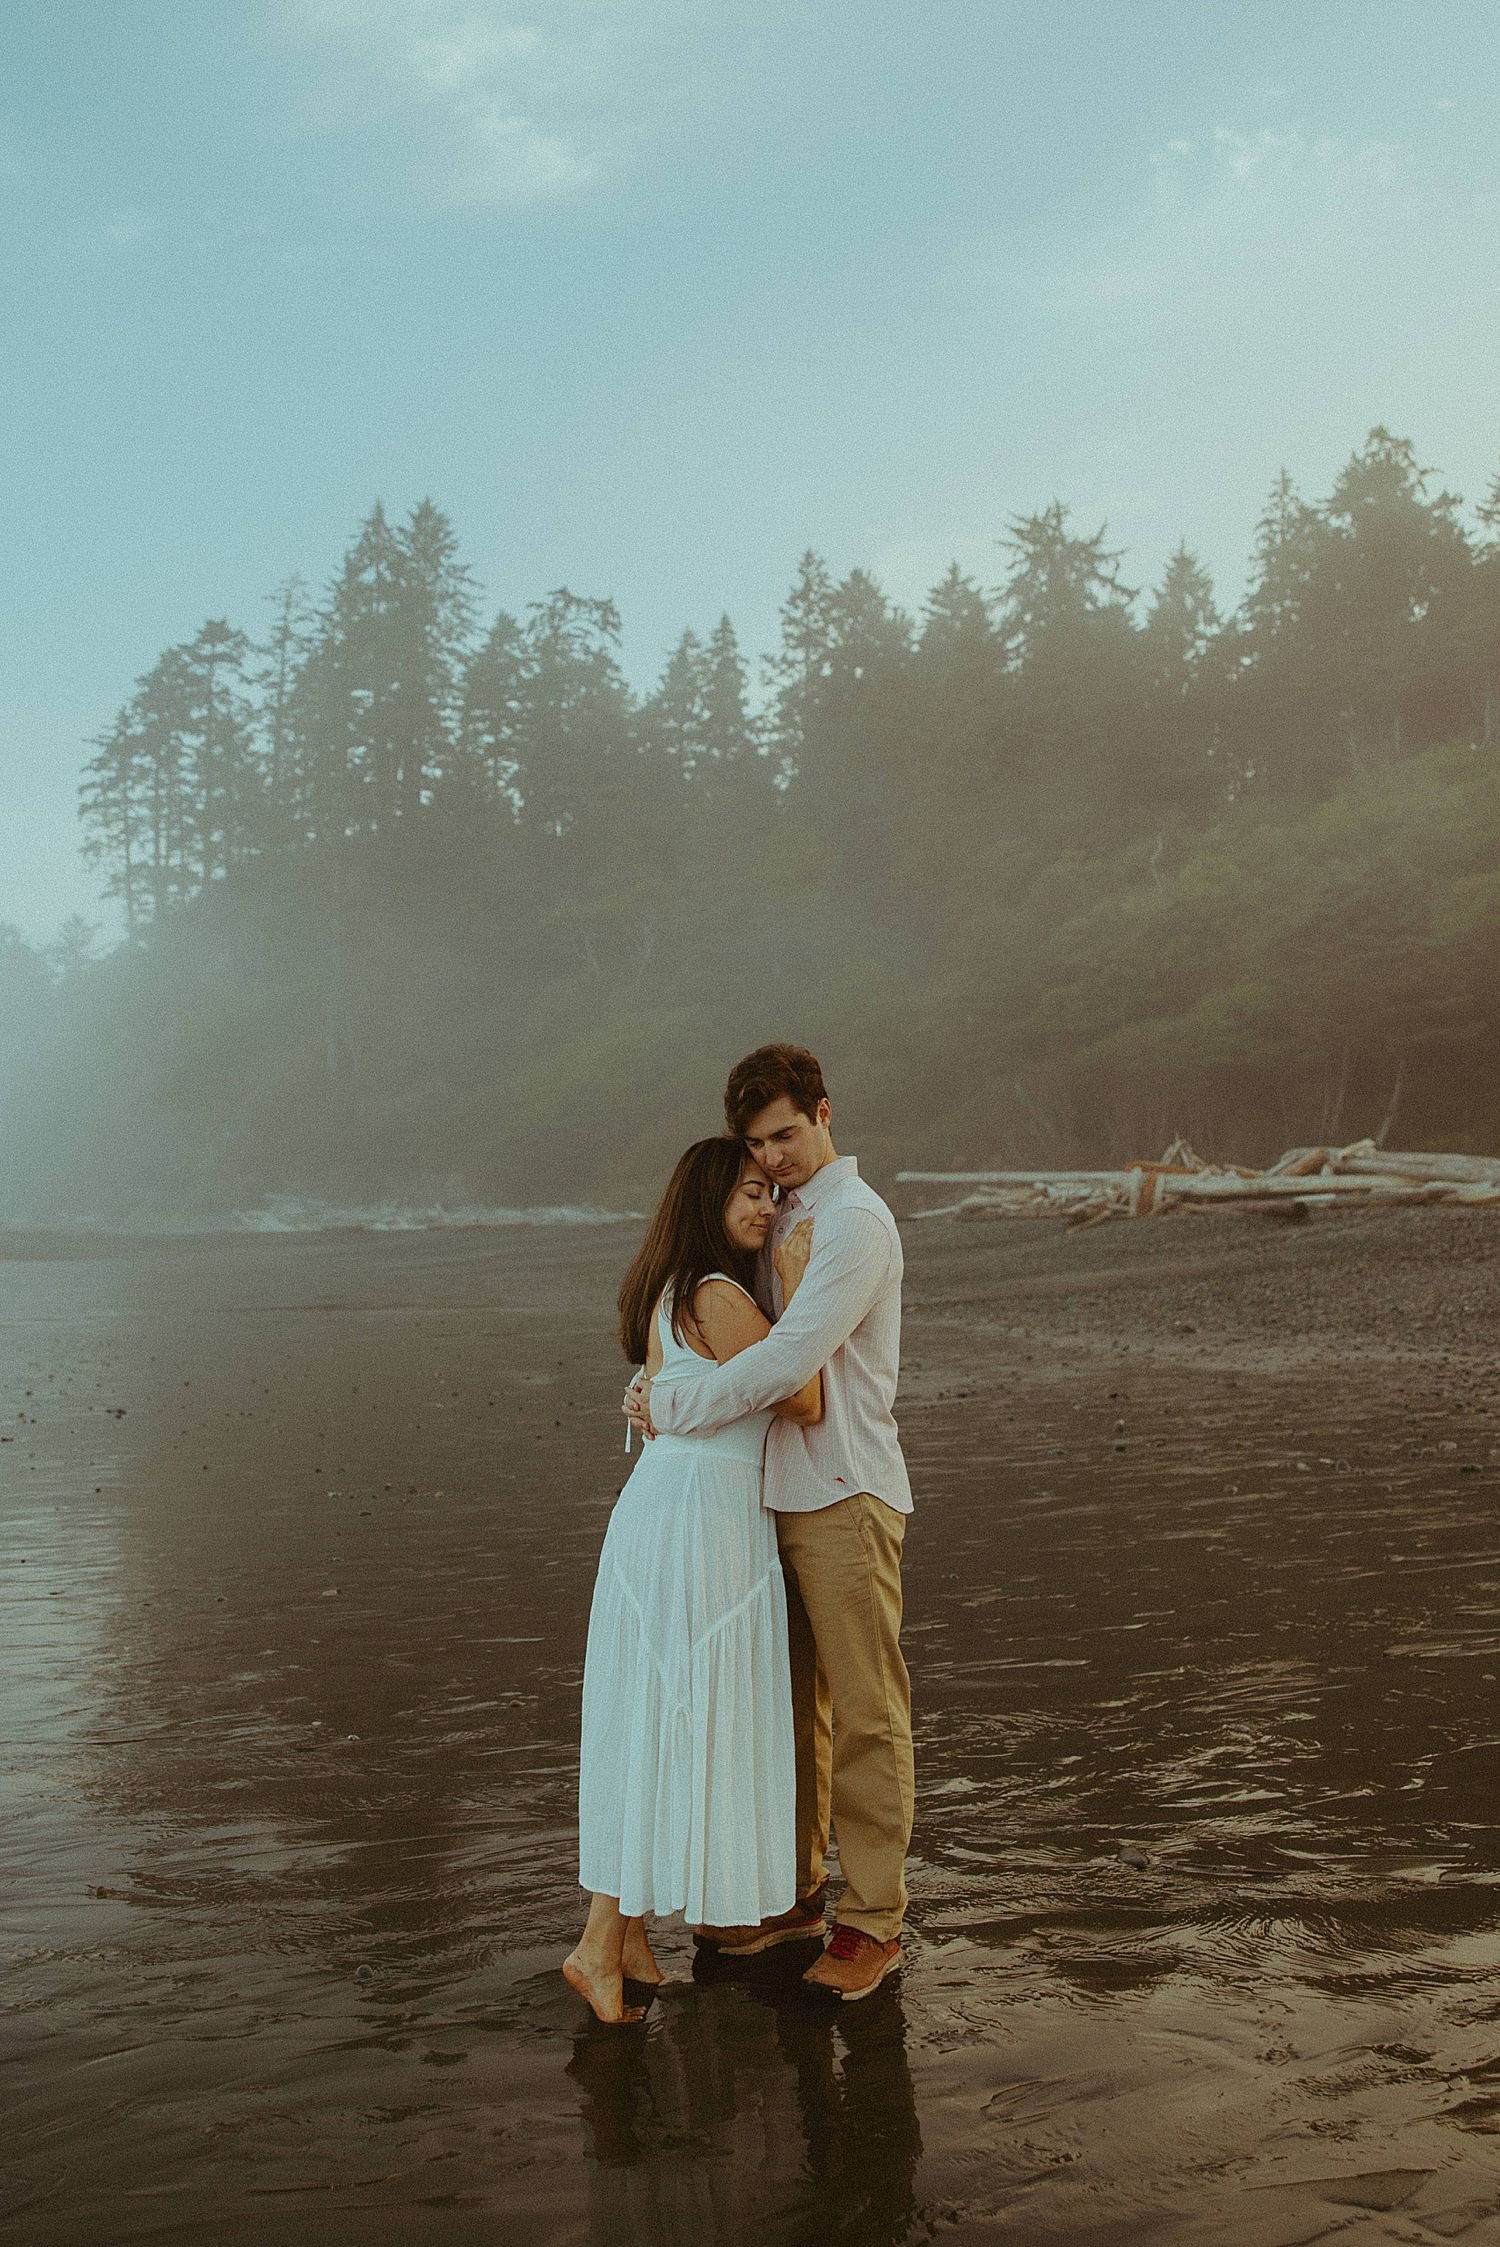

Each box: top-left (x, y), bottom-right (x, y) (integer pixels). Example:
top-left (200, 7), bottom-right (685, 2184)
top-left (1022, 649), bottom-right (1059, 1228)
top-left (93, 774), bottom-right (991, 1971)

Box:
top-left (4, 425), bottom-right (1499, 1220)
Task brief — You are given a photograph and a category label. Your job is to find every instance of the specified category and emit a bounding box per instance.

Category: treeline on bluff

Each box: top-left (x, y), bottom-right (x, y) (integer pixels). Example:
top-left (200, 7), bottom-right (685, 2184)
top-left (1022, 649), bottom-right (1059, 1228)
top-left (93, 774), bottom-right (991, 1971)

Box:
top-left (3, 425), bottom-right (1499, 1218)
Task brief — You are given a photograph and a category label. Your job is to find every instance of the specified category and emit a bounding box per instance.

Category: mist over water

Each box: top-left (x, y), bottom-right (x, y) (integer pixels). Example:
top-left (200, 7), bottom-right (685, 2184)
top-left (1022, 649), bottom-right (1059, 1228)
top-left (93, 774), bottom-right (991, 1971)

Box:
top-left (4, 423), bottom-right (1499, 1230)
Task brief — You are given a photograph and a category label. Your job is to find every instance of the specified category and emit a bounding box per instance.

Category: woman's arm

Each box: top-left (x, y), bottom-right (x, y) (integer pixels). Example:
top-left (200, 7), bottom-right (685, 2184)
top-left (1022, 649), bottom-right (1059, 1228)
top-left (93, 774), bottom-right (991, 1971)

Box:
top-left (647, 1212), bottom-right (886, 1439)
top-left (687, 1281), bottom-right (823, 1425)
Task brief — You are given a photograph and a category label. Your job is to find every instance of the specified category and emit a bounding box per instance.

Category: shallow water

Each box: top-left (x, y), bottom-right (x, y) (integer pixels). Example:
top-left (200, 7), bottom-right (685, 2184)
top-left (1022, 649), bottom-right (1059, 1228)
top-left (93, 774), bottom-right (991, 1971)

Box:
top-left (3, 1221), bottom-right (1500, 2244)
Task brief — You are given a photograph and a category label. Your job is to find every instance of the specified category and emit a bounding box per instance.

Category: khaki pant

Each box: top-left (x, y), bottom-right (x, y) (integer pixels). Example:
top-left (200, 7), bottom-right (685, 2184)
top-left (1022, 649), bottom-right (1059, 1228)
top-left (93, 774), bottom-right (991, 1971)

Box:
top-left (775, 1494), bottom-right (914, 1943)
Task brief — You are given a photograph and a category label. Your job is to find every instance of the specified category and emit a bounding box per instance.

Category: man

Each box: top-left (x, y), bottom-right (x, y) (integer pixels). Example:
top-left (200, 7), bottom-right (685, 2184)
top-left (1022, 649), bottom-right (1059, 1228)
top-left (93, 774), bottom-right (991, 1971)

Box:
top-left (628, 1043), bottom-right (913, 2000)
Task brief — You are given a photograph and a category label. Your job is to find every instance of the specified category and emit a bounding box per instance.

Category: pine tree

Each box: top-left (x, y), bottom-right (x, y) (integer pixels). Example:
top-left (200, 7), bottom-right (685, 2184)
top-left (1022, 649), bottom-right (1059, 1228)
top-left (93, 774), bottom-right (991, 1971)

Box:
top-left (390, 499), bottom-right (478, 817)
top-left (44, 915), bottom-right (100, 980)
top-left (459, 610), bottom-right (528, 809)
top-left (695, 612), bottom-right (772, 832)
top-left (642, 629), bottom-right (709, 776)
top-left (139, 649), bottom-right (194, 917)
top-left (916, 564), bottom-right (1003, 777)
top-left (701, 615), bottom-right (758, 768)
top-left (1240, 470), bottom-right (1324, 646)
top-left (1142, 547), bottom-right (1220, 692)
top-left (1000, 504), bottom-right (1130, 640)
top-left (84, 623), bottom-right (263, 918)
top-left (1466, 468), bottom-right (1500, 746)
top-left (640, 616), bottom-right (770, 868)
top-left (286, 506), bottom-right (404, 843)
top-left (779, 566), bottom-right (916, 896)
top-left (996, 504), bottom-right (1140, 816)
top-left (0, 925), bottom-right (54, 1152)
top-left (513, 588), bottom-right (634, 844)
top-left (257, 577), bottom-right (313, 843)
top-left (1319, 428), bottom-right (1472, 763)
top-left (1229, 469), bottom-right (1332, 796)
top-left (907, 566), bottom-right (1006, 921)
top-left (1139, 547), bottom-right (1225, 822)
top-left (764, 551), bottom-right (837, 785)
top-left (919, 565), bottom-right (995, 664)
top-left (176, 619), bottom-right (262, 883)
top-left (80, 707), bottom-right (147, 939)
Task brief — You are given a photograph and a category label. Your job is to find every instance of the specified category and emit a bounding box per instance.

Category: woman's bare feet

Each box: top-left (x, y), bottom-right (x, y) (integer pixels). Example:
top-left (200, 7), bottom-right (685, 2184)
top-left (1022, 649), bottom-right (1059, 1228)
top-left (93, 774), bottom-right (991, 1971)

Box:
top-left (563, 1948), bottom-right (645, 2024)
top-left (621, 1924), bottom-right (664, 1986)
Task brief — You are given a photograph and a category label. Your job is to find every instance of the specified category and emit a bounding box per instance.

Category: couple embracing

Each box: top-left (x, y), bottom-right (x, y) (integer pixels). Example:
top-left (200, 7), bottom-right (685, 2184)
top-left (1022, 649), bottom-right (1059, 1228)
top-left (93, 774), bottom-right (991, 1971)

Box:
top-left (564, 1043), bottom-right (915, 2022)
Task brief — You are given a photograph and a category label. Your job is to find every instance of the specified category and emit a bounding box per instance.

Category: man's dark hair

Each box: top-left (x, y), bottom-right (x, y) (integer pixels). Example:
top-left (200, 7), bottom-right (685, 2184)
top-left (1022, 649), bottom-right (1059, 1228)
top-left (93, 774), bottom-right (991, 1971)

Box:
top-left (725, 1044), bottom-right (828, 1138)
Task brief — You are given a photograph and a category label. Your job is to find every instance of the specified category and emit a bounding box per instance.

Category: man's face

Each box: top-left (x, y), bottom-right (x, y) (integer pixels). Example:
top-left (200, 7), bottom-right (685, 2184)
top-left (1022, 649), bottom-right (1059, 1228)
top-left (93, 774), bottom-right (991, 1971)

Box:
top-left (741, 1095), bottom-right (832, 1194)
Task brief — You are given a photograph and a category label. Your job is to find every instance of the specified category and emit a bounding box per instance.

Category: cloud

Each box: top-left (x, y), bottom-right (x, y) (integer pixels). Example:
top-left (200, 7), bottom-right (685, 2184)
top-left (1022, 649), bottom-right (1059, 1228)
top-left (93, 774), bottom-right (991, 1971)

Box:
top-left (1150, 123), bottom-right (1400, 200)
top-left (1049, 120), bottom-right (1411, 317)
top-left (282, 0), bottom-right (761, 206)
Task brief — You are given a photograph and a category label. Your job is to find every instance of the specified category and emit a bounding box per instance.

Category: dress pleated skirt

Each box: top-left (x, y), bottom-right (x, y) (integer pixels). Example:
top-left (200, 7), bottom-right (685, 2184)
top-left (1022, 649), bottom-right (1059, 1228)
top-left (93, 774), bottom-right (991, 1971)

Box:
top-left (577, 1428), bottom-right (796, 1927)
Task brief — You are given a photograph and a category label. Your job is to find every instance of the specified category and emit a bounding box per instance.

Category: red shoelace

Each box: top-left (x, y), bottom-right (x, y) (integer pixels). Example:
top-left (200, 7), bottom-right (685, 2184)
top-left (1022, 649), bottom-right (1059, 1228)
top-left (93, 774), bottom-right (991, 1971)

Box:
top-left (825, 1923), bottom-right (874, 1961)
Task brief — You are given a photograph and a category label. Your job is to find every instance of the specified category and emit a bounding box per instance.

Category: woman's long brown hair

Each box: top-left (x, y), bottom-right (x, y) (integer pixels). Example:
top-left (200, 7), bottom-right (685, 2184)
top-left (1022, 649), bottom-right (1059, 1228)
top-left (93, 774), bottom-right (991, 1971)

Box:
top-left (618, 1137), bottom-right (758, 1364)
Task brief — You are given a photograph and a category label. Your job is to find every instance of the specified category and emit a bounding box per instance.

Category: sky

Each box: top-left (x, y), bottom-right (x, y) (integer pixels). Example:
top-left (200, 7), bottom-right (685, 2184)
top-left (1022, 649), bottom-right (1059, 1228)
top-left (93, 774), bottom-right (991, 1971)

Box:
top-left (4, 0), bottom-right (1499, 942)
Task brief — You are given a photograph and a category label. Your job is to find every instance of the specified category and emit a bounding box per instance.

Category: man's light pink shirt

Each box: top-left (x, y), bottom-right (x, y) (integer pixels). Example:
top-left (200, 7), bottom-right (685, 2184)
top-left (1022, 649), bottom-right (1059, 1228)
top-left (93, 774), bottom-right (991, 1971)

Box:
top-left (648, 1156), bottom-right (913, 1516)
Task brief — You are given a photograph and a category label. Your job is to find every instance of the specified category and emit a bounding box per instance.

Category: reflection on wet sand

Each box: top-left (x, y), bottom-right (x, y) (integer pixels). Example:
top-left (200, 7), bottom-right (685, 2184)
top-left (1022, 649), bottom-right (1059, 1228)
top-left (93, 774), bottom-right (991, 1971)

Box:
top-left (569, 1952), bottom-right (919, 2246)
top-left (3, 1211), bottom-right (1500, 2242)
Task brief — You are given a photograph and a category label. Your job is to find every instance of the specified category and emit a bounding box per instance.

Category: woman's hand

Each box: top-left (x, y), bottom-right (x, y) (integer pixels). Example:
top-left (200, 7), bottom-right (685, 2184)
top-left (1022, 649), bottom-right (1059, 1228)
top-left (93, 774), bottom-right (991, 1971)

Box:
top-left (623, 1372), bottom-right (656, 1442)
top-left (774, 1217), bottom-right (815, 1303)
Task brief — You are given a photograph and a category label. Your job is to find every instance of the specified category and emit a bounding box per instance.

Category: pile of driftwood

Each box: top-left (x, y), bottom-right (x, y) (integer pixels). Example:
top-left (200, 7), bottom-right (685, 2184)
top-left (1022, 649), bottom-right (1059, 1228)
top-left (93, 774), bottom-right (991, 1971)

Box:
top-left (898, 1138), bottom-right (1500, 1231)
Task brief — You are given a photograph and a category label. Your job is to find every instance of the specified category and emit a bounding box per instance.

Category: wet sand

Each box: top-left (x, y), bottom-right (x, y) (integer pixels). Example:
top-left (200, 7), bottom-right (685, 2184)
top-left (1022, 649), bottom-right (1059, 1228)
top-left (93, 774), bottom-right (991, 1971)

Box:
top-left (3, 1208), bottom-right (1500, 2245)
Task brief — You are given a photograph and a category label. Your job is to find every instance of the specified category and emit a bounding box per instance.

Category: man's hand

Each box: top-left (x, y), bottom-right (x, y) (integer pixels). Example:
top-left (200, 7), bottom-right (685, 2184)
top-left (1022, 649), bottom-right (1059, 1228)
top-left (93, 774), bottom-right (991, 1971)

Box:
top-left (773, 1217), bottom-right (815, 1303)
top-left (623, 1371), bottom-right (657, 1442)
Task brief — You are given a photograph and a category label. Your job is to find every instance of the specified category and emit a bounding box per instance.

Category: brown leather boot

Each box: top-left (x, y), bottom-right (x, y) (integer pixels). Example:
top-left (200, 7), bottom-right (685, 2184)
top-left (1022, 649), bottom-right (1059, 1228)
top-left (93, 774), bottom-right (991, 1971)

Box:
top-left (802, 1922), bottom-right (903, 2000)
top-left (694, 1884), bottom-right (829, 1956)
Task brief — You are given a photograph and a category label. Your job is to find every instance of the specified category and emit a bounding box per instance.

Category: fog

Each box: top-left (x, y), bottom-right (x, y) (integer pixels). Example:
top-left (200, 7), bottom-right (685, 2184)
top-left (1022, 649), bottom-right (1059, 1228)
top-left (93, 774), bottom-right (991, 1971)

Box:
top-left (4, 4), bottom-right (1499, 1218)
top-left (2, 437), bottom-right (1498, 1224)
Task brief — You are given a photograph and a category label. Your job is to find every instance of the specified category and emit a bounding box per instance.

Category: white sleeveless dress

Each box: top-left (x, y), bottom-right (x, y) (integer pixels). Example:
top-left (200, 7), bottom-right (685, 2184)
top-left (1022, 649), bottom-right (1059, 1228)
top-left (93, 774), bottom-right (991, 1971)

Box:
top-left (577, 1280), bottom-right (796, 1926)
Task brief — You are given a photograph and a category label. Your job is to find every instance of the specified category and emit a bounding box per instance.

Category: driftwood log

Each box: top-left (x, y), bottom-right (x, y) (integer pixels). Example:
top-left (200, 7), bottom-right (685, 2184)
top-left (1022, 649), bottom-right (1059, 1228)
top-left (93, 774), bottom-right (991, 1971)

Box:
top-left (897, 1138), bottom-right (1500, 1230)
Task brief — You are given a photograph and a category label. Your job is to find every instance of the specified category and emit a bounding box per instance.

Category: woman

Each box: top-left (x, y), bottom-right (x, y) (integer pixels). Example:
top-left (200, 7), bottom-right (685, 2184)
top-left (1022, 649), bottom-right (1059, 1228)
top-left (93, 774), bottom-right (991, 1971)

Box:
top-left (564, 1136), bottom-right (821, 2024)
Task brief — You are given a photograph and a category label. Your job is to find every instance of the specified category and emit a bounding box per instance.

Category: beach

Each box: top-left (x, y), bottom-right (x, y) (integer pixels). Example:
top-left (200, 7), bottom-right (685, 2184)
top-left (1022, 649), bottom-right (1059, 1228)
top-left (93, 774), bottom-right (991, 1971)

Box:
top-left (4, 1206), bottom-right (1500, 2245)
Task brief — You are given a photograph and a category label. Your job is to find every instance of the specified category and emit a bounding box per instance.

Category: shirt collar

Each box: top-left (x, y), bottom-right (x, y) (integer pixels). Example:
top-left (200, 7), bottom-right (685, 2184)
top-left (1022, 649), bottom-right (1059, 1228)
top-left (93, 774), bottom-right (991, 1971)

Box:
top-left (785, 1155), bottom-right (858, 1213)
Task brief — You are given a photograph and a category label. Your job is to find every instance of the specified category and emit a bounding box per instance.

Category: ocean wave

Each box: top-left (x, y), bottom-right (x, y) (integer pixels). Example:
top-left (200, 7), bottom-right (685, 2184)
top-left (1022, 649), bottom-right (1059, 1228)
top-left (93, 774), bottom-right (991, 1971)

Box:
top-left (227, 1196), bottom-right (642, 1233)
